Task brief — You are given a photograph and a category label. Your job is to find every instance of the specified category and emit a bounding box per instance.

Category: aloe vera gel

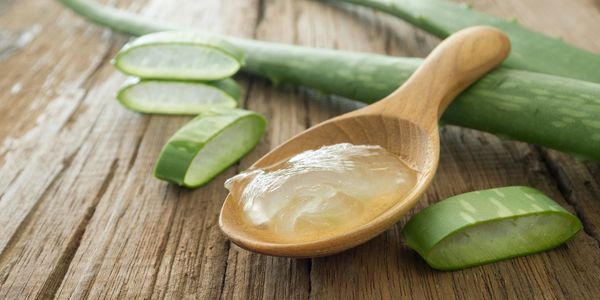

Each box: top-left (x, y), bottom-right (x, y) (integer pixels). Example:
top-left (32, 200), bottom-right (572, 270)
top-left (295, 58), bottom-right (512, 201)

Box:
top-left (225, 143), bottom-right (418, 243)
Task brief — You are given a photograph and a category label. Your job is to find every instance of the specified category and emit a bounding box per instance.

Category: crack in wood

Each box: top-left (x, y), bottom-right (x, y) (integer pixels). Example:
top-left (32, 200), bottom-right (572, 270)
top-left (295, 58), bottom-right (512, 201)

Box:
top-left (0, 168), bottom-right (23, 201)
top-left (217, 240), bottom-right (231, 300)
top-left (303, 94), bottom-right (311, 129)
top-left (241, 80), bottom-right (255, 110)
top-left (0, 154), bottom-right (74, 269)
top-left (69, 194), bottom-right (136, 299)
top-left (126, 118), bottom-right (151, 172)
top-left (307, 258), bottom-right (313, 300)
top-left (147, 188), bottom-right (181, 298)
top-left (538, 148), bottom-right (600, 246)
top-left (158, 202), bottom-right (185, 300)
top-left (35, 158), bottom-right (119, 300)
top-left (255, 0), bottom-right (266, 34)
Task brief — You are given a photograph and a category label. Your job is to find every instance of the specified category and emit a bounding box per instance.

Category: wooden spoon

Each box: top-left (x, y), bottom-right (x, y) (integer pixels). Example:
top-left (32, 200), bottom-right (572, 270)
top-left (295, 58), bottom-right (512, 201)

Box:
top-left (220, 26), bottom-right (511, 257)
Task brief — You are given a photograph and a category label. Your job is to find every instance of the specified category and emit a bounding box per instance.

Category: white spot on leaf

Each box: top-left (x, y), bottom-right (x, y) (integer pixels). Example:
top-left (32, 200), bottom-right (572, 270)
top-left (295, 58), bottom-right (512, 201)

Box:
top-left (490, 197), bottom-right (512, 217)
top-left (531, 204), bottom-right (543, 211)
top-left (460, 212), bottom-right (476, 223)
top-left (492, 189), bottom-right (505, 197)
top-left (460, 200), bottom-right (477, 213)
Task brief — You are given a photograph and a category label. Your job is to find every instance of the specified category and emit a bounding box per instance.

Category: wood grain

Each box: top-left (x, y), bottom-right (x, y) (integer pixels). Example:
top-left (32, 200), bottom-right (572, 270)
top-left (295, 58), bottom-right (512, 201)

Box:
top-left (0, 0), bottom-right (597, 298)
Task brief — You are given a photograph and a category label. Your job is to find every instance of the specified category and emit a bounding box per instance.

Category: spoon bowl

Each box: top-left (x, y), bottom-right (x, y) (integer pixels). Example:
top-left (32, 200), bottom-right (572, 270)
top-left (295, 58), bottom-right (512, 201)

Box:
top-left (220, 26), bottom-right (511, 257)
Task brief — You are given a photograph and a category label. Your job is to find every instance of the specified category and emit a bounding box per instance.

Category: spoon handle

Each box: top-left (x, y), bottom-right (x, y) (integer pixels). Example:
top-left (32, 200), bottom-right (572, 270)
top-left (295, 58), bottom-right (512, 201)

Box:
top-left (376, 26), bottom-right (510, 127)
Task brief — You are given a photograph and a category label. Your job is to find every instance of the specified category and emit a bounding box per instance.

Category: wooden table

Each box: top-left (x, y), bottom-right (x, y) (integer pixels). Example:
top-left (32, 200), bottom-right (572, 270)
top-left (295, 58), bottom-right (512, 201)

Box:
top-left (1, 0), bottom-right (599, 298)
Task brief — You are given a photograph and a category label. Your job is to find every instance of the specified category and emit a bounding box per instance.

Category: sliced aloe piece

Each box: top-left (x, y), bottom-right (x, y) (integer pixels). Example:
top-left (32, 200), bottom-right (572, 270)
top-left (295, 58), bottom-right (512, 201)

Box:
top-left (114, 31), bottom-right (245, 80)
top-left (117, 78), bottom-right (241, 115)
top-left (154, 108), bottom-right (266, 188)
top-left (403, 186), bottom-right (582, 271)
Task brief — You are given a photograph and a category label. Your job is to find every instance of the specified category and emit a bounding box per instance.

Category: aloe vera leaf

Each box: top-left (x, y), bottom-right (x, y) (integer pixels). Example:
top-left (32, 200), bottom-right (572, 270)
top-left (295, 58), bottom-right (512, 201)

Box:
top-left (154, 108), bottom-right (267, 188)
top-left (57, 0), bottom-right (600, 161)
top-left (335, 0), bottom-right (600, 84)
top-left (402, 186), bottom-right (582, 270)
top-left (117, 78), bottom-right (240, 115)
top-left (115, 31), bottom-right (244, 80)
top-left (193, 40), bottom-right (600, 162)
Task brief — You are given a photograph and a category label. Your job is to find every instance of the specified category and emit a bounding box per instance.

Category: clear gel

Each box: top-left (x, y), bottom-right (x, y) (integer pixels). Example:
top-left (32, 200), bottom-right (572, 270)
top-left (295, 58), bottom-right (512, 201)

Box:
top-left (225, 143), bottom-right (418, 242)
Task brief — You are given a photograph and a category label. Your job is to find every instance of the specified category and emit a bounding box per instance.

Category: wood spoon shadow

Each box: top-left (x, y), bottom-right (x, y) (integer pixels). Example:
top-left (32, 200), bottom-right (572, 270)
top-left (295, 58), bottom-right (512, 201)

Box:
top-left (220, 26), bottom-right (511, 257)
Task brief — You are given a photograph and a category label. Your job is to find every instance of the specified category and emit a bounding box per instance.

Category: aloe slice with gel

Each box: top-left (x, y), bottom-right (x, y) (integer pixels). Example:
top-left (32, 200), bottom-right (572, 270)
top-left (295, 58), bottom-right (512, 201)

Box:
top-left (117, 78), bottom-right (241, 115)
top-left (403, 186), bottom-right (582, 271)
top-left (154, 108), bottom-right (266, 188)
top-left (114, 31), bottom-right (244, 81)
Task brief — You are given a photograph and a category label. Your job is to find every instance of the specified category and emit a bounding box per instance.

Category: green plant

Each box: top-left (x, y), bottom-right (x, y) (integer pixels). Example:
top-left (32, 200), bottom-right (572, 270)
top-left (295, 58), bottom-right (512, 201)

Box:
top-left (58, 0), bottom-right (600, 161)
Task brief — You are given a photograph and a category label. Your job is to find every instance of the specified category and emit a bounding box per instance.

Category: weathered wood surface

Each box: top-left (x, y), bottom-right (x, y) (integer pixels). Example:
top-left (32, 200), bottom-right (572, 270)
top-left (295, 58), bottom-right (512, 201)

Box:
top-left (0, 0), bottom-right (598, 299)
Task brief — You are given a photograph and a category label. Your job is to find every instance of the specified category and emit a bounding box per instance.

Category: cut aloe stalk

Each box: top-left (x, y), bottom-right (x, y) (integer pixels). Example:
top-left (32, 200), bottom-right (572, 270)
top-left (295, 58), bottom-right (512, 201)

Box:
top-left (59, 0), bottom-right (600, 162)
top-left (403, 186), bottom-right (582, 271)
top-left (117, 78), bottom-right (241, 115)
top-left (154, 108), bottom-right (266, 188)
top-left (114, 31), bottom-right (245, 80)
